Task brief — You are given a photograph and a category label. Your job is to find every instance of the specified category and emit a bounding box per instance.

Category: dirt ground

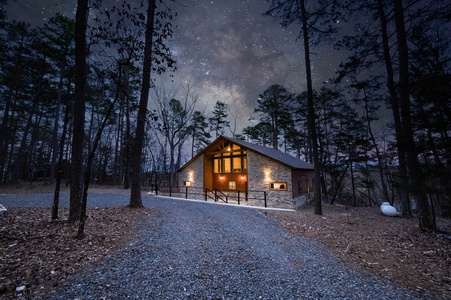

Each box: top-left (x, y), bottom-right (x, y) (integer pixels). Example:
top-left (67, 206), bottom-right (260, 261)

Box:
top-left (267, 204), bottom-right (451, 299)
top-left (1, 184), bottom-right (450, 299)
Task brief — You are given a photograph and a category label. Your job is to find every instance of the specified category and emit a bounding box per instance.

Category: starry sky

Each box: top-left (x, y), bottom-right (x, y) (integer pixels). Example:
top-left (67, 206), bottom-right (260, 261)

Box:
top-left (5, 0), bottom-right (344, 132)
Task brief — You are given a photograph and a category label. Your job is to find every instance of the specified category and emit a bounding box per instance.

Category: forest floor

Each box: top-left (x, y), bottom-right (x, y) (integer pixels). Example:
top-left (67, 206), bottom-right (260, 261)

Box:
top-left (0, 184), bottom-right (450, 299)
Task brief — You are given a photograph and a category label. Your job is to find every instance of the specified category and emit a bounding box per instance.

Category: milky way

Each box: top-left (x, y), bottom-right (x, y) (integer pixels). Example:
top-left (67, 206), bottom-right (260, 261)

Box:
top-left (6, 0), bottom-right (344, 131)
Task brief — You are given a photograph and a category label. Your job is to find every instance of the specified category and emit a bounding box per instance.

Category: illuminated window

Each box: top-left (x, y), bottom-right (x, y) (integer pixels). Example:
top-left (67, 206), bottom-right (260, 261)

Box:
top-left (229, 181), bottom-right (236, 189)
top-left (212, 143), bottom-right (247, 174)
top-left (269, 182), bottom-right (287, 191)
top-left (214, 158), bottom-right (221, 173)
top-left (223, 157), bottom-right (231, 173)
top-left (233, 157), bottom-right (242, 173)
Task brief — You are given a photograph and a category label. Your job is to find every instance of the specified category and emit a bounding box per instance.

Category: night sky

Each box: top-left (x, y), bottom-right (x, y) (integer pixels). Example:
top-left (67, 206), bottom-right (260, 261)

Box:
top-left (6, 0), bottom-right (345, 132)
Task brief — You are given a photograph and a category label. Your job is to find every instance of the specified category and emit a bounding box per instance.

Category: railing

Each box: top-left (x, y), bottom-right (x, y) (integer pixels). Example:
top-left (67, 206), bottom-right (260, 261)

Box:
top-left (150, 185), bottom-right (269, 208)
top-left (214, 189), bottom-right (228, 203)
top-left (205, 188), bottom-right (215, 202)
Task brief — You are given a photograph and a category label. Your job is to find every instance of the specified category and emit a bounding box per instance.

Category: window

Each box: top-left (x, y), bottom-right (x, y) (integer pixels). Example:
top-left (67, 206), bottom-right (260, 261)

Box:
top-left (212, 143), bottom-right (247, 174)
top-left (229, 181), bottom-right (236, 189)
top-left (233, 157), bottom-right (242, 173)
top-left (214, 158), bottom-right (221, 173)
top-left (223, 157), bottom-right (231, 173)
top-left (269, 182), bottom-right (287, 191)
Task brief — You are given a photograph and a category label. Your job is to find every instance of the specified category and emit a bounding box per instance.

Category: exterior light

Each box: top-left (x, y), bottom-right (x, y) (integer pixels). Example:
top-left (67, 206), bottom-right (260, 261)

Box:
top-left (264, 170), bottom-right (271, 183)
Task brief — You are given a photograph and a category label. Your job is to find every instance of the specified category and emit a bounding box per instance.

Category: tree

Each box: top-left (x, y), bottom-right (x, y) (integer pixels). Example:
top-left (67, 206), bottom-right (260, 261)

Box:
top-left (393, 0), bottom-right (435, 230)
top-left (242, 122), bottom-right (273, 146)
top-left (209, 101), bottom-right (229, 138)
top-left (336, 0), bottom-right (447, 230)
top-left (152, 82), bottom-right (197, 185)
top-left (129, 0), bottom-right (176, 207)
top-left (40, 14), bottom-right (75, 185)
top-left (254, 84), bottom-right (295, 150)
top-left (350, 80), bottom-right (391, 205)
top-left (77, 78), bottom-right (120, 238)
top-left (265, 0), bottom-right (340, 215)
top-left (409, 13), bottom-right (451, 218)
top-left (129, 0), bottom-right (157, 208)
top-left (0, 21), bottom-right (36, 183)
top-left (190, 110), bottom-right (211, 157)
top-left (68, 0), bottom-right (89, 223)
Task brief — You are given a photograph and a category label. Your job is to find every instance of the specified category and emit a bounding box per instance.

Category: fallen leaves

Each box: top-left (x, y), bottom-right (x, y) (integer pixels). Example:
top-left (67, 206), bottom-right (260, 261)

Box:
top-left (0, 206), bottom-right (150, 299)
top-left (266, 203), bottom-right (451, 299)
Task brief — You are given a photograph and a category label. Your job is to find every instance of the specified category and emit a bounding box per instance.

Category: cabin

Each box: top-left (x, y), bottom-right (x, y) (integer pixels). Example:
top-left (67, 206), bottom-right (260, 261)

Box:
top-left (178, 136), bottom-right (315, 209)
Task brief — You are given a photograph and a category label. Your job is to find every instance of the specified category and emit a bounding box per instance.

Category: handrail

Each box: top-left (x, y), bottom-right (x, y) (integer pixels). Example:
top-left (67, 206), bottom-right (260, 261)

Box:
top-left (205, 188), bottom-right (216, 202)
top-left (214, 189), bottom-right (228, 203)
top-left (156, 186), bottom-right (268, 208)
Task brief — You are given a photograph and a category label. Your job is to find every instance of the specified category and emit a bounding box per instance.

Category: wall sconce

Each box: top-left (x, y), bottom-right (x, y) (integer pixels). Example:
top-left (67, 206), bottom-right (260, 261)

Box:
top-left (220, 175), bottom-right (225, 181)
top-left (265, 170), bottom-right (271, 183)
top-left (240, 175), bottom-right (246, 181)
top-left (188, 171), bottom-right (194, 182)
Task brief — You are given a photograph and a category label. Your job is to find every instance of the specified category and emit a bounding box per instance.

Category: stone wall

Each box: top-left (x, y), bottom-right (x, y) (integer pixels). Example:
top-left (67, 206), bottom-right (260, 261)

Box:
top-left (247, 150), bottom-right (294, 208)
top-left (293, 192), bottom-right (314, 209)
top-left (178, 155), bottom-right (204, 200)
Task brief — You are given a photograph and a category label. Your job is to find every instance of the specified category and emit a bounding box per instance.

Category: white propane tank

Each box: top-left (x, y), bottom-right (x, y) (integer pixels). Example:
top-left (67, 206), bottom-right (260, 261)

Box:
top-left (380, 202), bottom-right (401, 217)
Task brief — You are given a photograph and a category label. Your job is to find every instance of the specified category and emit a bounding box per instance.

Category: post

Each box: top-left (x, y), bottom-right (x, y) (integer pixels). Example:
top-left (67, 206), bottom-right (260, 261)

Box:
top-left (238, 190), bottom-right (240, 205)
top-left (155, 184), bottom-right (158, 196)
top-left (264, 191), bottom-right (267, 208)
top-left (185, 187), bottom-right (188, 199)
top-left (169, 186), bottom-right (172, 197)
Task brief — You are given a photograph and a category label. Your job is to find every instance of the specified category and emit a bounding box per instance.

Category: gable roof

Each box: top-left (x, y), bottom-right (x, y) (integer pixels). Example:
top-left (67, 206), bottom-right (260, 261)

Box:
top-left (179, 136), bottom-right (314, 171)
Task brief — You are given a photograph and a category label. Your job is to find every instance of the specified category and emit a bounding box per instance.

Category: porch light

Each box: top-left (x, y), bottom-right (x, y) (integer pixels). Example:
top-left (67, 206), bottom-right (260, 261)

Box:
top-left (265, 170), bottom-right (271, 183)
top-left (220, 175), bottom-right (225, 181)
top-left (240, 175), bottom-right (246, 181)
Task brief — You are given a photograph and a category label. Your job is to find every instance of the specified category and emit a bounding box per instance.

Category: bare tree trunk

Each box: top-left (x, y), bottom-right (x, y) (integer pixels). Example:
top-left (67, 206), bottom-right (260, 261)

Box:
top-left (69, 0), bottom-right (89, 223)
top-left (393, 0), bottom-right (435, 230)
top-left (363, 90), bottom-right (390, 203)
top-left (50, 73), bottom-right (64, 184)
top-left (0, 91), bottom-right (13, 183)
top-left (130, 0), bottom-right (156, 208)
top-left (12, 96), bottom-right (40, 182)
top-left (77, 94), bottom-right (119, 238)
top-left (377, 0), bottom-right (412, 216)
top-left (123, 97), bottom-right (131, 189)
top-left (300, 0), bottom-right (322, 215)
top-left (52, 93), bottom-right (71, 220)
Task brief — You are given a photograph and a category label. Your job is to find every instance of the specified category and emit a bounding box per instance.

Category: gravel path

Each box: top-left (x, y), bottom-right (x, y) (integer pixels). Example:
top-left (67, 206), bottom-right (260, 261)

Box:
top-left (1, 193), bottom-right (429, 299)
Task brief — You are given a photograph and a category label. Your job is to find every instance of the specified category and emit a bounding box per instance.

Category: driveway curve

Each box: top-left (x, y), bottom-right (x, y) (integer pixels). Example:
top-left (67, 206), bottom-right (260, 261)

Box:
top-left (2, 194), bottom-right (428, 299)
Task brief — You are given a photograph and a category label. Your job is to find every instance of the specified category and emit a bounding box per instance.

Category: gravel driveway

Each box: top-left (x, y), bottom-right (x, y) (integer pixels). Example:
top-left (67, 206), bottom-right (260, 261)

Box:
top-left (1, 193), bottom-right (428, 299)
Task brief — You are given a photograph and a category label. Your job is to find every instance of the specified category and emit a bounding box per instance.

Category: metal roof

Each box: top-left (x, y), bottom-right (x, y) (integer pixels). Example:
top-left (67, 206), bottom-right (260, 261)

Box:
top-left (179, 136), bottom-right (314, 171)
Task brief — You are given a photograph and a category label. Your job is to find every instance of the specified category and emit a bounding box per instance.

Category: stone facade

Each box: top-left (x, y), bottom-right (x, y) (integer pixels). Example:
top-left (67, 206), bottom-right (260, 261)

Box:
top-left (177, 137), bottom-right (315, 209)
top-left (178, 154), bottom-right (204, 198)
top-left (247, 150), bottom-right (294, 208)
